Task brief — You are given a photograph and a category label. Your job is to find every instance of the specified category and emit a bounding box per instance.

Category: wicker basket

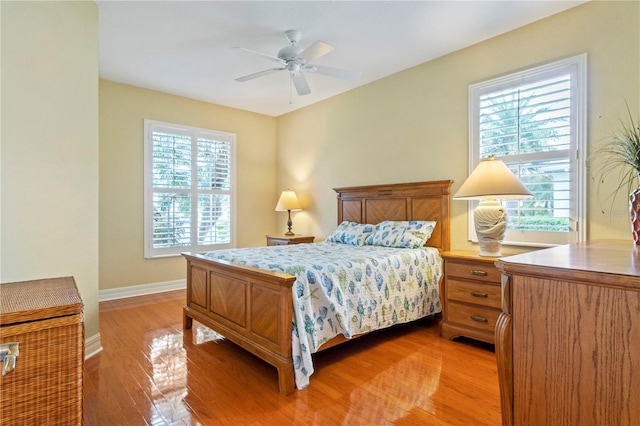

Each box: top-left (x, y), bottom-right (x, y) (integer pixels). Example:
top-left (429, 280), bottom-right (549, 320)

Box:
top-left (0, 277), bottom-right (84, 425)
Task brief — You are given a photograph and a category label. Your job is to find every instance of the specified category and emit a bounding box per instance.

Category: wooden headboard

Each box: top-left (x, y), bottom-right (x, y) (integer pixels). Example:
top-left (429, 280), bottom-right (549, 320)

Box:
top-left (334, 180), bottom-right (453, 252)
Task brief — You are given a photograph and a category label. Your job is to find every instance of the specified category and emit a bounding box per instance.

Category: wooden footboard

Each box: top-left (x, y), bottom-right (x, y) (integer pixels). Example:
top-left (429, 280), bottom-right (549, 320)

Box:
top-left (182, 252), bottom-right (297, 395)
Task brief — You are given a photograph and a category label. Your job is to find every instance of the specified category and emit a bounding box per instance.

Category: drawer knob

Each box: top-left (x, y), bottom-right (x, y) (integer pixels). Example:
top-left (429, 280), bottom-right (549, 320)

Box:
top-left (470, 315), bottom-right (488, 323)
top-left (470, 270), bottom-right (488, 276)
top-left (0, 342), bottom-right (19, 376)
top-left (471, 291), bottom-right (488, 298)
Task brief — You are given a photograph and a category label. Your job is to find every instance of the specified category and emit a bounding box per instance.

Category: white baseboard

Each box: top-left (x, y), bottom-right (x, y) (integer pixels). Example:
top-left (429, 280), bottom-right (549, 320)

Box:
top-left (85, 333), bottom-right (102, 359)
top-left (99, 279), bottom-right (186, 302)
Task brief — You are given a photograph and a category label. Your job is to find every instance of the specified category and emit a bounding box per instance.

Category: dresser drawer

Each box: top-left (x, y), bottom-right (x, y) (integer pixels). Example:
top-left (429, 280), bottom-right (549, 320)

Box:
top-left (445, 259), bottom-right (502, 283)
top-left (446, 302), bottom-right (501, 334)
top-left (446, 278), bottom-right (501, 309)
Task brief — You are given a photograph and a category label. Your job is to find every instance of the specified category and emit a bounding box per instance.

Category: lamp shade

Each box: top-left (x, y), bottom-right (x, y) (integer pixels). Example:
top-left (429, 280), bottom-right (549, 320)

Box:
top-left (275, 190), bottom-right (302, 211)
top-left (453, 156), bottom-right (533, 200)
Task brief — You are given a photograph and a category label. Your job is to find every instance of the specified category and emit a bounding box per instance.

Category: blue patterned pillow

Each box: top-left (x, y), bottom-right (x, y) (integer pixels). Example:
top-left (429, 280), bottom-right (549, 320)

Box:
top-left (365, 220), bottom-right (436, 249)
top-left (326, 221), bottom-right (376, 246)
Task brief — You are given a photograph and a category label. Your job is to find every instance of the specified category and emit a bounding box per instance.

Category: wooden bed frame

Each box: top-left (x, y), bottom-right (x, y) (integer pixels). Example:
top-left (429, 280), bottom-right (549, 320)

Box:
top-left (182, 180), bottom-right (452, 395)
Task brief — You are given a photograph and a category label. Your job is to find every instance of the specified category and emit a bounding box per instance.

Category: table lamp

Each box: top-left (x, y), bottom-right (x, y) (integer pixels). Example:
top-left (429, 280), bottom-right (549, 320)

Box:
top-left (453, 156), bottom-right (533, 256)
top-left (275, 190), bottom-right (302, 236)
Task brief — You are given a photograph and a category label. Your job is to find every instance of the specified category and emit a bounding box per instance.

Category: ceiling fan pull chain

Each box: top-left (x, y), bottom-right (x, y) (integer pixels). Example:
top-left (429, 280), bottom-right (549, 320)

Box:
top-left (289, 77), bottom-right (293, 104)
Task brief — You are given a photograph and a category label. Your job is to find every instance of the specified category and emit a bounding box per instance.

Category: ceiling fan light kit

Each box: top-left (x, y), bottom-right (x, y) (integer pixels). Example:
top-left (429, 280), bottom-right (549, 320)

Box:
top-left (235, 29), bottom-right (360, 97)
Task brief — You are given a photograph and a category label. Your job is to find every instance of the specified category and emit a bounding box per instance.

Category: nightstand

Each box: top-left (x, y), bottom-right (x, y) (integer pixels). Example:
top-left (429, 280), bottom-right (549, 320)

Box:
top-left (440, 250), bottom-right (503, 344)
top-left (266, 234), bottom-right (315, 246)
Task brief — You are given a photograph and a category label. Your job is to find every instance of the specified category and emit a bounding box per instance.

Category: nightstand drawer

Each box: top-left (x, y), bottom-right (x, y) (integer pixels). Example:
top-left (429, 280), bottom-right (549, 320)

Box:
top-left (445, 260), bottom-right (501, 283)
top-left (446, 279), bottom-right (501, 309)
top-left (446, 302), bottom-right (500, 334)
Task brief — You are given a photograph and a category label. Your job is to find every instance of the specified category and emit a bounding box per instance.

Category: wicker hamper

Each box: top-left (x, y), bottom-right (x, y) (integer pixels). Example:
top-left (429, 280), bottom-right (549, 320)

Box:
top-left (0, 277), bottom-right (84, 425)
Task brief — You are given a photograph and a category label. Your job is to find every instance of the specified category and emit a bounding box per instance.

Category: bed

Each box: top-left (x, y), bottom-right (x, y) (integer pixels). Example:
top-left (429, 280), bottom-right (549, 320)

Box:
top-left (182, 180), bottom-right (452, 395)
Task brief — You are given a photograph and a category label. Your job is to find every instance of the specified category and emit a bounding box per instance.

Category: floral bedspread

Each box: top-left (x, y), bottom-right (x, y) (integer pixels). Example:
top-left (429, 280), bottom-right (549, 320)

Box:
top-left (204, 241), bottom-right (442, 390)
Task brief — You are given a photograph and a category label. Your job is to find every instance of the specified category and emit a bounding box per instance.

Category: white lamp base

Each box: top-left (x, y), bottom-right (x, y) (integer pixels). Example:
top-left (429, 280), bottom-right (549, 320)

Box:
top-left (474, 200), bottom-right (507, 257)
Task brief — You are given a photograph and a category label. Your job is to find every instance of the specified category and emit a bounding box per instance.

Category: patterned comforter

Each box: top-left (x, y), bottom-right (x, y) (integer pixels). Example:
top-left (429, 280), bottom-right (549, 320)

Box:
top-left (204, 241), bottom-right (442, 389)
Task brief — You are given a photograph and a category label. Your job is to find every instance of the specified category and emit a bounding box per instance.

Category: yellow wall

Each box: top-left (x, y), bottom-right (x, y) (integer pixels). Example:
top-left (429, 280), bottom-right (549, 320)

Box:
top-left (7, 1), bottom-right (634, 344)
top-left (276, 1), bottom-right (640, 250)
top-left (99, 81), bottom-right (277, 290)
top-left (1, 2), bottom-right (100, 337)
top-left (98, 1), bottom-right (638, 292)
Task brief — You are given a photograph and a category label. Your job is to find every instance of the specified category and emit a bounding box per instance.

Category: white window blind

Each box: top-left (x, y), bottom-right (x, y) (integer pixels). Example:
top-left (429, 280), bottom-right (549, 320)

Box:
top-left (468, 54), bottom-right (586, 247)
top-left (144, 120), bottom-right (236, 258)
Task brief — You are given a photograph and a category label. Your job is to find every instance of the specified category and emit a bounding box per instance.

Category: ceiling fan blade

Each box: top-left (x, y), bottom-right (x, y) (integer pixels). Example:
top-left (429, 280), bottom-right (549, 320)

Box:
top-left (298, 41), bottom-right (333, 63)
top-left (306, 64), bottom-right (361, 81)
top-left (291, 72), bottom-right (311, 96)
top-left (235, 67), bottom-right (285, 82)
top-left (234, 47), bottom-right (284, 64)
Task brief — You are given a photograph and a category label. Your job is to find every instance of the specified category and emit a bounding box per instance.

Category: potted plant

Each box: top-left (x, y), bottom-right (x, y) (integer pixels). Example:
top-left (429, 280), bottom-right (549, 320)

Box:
top-left (590, 103), bottom-right (640, 243)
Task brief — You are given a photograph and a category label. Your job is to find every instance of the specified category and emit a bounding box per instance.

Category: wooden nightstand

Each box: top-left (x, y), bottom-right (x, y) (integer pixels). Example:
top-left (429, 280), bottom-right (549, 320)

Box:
top-left (266, 234), bottom-right (315, 246)
top-left (440, 250), bottom-right (503, 344)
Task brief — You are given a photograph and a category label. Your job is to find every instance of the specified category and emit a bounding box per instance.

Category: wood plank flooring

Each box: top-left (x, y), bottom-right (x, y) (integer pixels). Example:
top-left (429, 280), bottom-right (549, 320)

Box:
top-left (83, 290), bottom-right (501, 425)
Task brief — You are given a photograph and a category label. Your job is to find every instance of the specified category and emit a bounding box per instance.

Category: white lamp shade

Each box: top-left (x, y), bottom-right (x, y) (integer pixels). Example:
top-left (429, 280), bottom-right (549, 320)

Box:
top-left (275, 190), bottom-right (302, 211)
top-left (453, 156), bottom-right (533, 200)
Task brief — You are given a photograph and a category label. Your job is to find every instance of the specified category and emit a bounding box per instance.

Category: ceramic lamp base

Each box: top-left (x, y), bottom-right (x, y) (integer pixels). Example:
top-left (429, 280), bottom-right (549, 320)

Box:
top-left (474, 200), bottom-right (507, 257)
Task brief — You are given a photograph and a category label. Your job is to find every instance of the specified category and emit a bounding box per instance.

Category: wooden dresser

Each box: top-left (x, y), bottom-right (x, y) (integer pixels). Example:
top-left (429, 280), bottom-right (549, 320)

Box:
top-left (0, 277), bottom-right (84, 425)
top-left (495, 240), bottom-right (640, 426)
top-left (440, 250), bottom-right (503, 344)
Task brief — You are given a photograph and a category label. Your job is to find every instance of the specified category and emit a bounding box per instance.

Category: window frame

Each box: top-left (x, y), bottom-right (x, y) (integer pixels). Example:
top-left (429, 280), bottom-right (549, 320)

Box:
top-left (143, 119), bottom-right (236, 258)
top-left (467, 54), bottom-right (587, 248)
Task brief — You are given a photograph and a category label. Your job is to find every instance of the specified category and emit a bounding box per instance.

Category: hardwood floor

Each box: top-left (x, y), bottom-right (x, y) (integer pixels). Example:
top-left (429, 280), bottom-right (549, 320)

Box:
top-left (84, 290), bottom-right (501, 425)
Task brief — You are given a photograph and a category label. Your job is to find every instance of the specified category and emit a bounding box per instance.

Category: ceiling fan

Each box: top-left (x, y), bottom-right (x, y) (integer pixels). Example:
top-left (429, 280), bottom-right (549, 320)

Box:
top-left (235, 30), bottom-right (361, 96)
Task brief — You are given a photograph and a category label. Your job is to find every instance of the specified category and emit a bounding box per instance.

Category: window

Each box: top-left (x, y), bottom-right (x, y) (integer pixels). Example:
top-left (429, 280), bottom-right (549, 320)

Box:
top-left (144, 120), bottom-right (236, 258)
top-left (468, 54), bottom-right (586, 247)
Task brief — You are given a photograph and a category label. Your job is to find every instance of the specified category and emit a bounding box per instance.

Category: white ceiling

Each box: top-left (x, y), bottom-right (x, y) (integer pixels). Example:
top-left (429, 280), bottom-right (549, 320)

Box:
top-left (97, 1), bottom-right (585, 117)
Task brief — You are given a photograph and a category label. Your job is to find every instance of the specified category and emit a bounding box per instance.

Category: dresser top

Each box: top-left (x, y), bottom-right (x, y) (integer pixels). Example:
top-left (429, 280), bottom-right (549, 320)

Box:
top-left (497, 239), bottom-right (640, 289)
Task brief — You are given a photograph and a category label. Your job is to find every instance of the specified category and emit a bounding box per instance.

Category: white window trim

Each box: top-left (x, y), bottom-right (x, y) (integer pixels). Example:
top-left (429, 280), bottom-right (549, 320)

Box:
top-left (143, 119), bottom-right (237, 258)
top-left (467, 54), bottom-right (587, 248)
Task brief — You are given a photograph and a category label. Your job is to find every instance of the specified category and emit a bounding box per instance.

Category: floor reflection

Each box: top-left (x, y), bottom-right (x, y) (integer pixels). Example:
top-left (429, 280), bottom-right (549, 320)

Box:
top-left (343, 351), bottom-right (442, 424)
top-left (192, 323), bottom-right (226, 345)
top-left (149, 333), bottom-right (190, 424)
